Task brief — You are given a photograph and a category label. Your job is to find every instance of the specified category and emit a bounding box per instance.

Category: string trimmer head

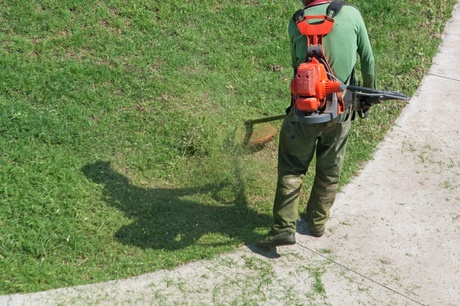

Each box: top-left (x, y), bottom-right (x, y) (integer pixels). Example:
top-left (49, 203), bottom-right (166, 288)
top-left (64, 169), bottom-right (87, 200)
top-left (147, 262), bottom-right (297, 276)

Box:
top-left (243, 114), bottom-right (285, 148)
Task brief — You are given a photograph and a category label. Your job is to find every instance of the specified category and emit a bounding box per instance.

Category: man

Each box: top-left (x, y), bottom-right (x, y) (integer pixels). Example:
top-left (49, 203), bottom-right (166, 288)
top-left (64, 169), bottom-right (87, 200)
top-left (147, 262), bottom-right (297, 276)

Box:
top-left (257, 0), bottom-right (376, 247)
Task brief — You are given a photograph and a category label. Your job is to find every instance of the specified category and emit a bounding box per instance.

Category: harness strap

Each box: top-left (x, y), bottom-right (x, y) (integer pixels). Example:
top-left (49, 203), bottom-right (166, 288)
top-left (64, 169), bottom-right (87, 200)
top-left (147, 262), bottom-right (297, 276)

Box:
top-left (326, 0), bottom-right (346, 18)
top-left (292, 0), bottom-right (346, 22)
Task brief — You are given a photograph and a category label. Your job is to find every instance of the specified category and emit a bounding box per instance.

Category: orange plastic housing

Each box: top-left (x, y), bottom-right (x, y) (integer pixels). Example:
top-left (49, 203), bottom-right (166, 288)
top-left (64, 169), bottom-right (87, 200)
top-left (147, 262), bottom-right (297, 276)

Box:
top-left (296, 15), bottom-right (335, 45)
top-left (291, 58), bottom-right (342, 112)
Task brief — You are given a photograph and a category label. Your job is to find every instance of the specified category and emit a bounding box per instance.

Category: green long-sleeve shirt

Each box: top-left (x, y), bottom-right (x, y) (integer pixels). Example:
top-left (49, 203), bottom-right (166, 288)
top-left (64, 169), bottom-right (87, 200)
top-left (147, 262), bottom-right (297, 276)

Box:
top-left (288, 3), bottom-right (376, 88)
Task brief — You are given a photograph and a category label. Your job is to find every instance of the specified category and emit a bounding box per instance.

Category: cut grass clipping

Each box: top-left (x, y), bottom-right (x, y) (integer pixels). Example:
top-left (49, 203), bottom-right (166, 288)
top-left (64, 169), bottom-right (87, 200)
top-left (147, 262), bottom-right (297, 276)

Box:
top-left (0, 0), bottom-right (457, 294)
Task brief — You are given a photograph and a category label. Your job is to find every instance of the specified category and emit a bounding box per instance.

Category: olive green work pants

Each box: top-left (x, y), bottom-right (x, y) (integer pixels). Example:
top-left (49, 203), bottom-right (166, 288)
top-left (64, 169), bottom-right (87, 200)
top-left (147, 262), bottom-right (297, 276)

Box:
top-left (272, 109), bottom-right (352, 235)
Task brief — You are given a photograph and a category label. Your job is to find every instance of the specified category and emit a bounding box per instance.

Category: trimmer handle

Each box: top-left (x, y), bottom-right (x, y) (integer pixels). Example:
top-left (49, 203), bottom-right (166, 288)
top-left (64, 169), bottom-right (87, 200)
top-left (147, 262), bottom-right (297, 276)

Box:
top-left (346, 85), bottom-right (410, 101)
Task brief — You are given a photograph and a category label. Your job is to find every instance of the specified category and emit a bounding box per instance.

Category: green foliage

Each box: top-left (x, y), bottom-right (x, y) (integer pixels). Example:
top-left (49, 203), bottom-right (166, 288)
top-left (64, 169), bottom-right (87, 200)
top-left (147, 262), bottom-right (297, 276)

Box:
top-left (0, 0), bottom-right (457, 294)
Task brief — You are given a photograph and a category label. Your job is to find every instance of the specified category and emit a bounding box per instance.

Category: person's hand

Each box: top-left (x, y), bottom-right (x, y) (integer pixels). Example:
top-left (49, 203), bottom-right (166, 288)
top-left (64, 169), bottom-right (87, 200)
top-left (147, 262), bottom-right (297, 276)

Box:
top-left (358, 96), bottom-right (379, 119)
top-left (360, 96), bottom-right (380, 107)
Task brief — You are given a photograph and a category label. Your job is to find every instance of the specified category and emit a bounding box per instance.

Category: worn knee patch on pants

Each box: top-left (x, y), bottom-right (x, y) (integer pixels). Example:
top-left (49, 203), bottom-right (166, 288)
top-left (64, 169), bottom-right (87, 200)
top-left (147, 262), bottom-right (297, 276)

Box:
top-left (279, 175), bottom-right (303, 196)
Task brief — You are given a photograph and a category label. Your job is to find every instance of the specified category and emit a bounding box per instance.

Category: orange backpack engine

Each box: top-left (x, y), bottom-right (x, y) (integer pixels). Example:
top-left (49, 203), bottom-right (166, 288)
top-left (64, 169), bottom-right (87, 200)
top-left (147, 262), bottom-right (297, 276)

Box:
top-left (291, 57), bottom-right (343, 112)
top-left (291, 13), bottom-right (345, 123)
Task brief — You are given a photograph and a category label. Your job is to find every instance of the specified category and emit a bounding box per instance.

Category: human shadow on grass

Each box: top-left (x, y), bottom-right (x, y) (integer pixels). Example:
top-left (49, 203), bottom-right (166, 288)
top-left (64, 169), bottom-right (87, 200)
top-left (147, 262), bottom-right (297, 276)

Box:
top-left (82, 161), bottom-right (272, 251)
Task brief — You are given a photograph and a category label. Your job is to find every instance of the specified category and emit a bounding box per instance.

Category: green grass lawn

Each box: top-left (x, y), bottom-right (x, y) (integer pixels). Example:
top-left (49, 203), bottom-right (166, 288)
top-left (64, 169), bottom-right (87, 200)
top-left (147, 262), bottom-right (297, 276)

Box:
top-left (0, 0), bottom-right (457, 294)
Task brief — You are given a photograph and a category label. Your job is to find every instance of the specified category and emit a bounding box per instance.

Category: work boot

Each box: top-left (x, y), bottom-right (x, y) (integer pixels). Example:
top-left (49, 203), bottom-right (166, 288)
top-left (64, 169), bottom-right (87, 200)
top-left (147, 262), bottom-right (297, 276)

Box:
top-left (309, 226), bottom-right (325, 237)
top-left (256, 231), bottom-right (296, 247)
top-left (297, 218), bottom-right (325, 237)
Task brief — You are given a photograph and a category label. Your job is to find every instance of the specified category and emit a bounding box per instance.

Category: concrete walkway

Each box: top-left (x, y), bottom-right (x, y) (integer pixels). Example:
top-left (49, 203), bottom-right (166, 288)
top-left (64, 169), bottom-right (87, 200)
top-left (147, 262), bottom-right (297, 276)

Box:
top-left (2, 2), bottom-right (460, 305)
